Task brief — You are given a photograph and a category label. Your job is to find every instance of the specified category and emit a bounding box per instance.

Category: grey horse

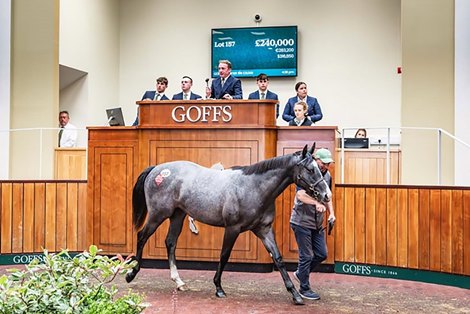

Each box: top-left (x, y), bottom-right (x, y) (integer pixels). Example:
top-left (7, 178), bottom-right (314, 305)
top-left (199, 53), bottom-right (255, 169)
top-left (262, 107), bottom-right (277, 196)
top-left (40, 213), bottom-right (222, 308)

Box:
top-left (126, 144), bottom-right (331, 305)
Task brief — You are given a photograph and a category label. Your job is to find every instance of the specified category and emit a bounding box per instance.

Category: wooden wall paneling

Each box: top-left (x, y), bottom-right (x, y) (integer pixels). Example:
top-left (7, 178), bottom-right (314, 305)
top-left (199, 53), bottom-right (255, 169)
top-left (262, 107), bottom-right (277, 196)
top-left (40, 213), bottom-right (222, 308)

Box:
top-left (92, 146), bottom-right (136, 254)
top-left (283, 185), bottom-right (297, 261)
top-left (365, 188), bottom-right (377, 264)
top-left (343, 187), bottom-right (356, 262)
top-left (54, 148), bottom-right (87, 179)
top-left (407, 189), bottom-right (419, 269)
top-left (451, 190), bottom-right (464, 274)
top-left (67, 183), bottom-right (79, 251)
top-left (1, 183), bottom-right (12, 253)
top-left (56, 183), bottom-right (67, 251)
top-left (34, 183), bottom-right (45, 252)
top-left (386, 188), bottom-right (398, 266)
top-left (334, 187), bottom-right (344, 261)
top-left (463, 190), bottom-right (470, 275)
top-left (429, 190), bottom-right (442, 271)
top-left (418, 190), bottom-right (430, 270)
top-left (45, 183), bottom-right (57, 250)
top-left (12, 184), bottom-right (23, 253)
top-left (440, 190), bottom-right (452, 273)
top-left (23, 183), bottom-right (35, 252)
top-left (375, 188), bottom-right (387, 265)
top-left (78, 182), bottom-right (89, 251)
top-left (354, 187), bottom-right (366, 263)
top-left (397, 188), bottom-right (409, 267)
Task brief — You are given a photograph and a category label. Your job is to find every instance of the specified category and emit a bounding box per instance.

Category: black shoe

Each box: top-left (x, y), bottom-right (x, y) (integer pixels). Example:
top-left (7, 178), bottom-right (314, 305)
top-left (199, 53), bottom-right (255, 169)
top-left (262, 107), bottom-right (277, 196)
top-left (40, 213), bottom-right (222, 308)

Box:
top-left (299, 289), bottom-right (320, 300)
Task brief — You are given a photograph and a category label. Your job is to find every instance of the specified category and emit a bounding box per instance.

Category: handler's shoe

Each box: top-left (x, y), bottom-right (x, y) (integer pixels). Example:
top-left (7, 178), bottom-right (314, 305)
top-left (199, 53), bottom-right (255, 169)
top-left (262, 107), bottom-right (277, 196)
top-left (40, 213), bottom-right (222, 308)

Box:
top-left (299, 289), bottom-right (320, 300)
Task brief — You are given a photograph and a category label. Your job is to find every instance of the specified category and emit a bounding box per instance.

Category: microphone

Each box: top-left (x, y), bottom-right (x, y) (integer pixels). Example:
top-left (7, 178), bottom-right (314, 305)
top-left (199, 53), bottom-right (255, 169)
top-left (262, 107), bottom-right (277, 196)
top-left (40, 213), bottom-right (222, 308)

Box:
top-left (205, 78), bottom-right (210, 88)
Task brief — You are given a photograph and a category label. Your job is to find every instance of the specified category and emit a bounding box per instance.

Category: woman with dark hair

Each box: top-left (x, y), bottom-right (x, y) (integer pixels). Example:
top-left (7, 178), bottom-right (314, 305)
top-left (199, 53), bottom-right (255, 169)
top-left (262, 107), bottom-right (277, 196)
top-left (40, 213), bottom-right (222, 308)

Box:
top-left (282, 82), bottom-right (323, 123)
top-left (355, 128), bottom-right (367, 138)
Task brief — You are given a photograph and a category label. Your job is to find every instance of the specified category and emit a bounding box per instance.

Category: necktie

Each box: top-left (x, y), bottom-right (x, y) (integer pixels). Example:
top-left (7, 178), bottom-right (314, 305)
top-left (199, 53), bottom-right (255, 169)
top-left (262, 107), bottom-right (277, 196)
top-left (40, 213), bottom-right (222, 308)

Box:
top-left (183, 93), bottom-right (188, 100)
top-left (154, 93), bottom-right (160, 100)
top-left (58, 128), bottom-right (64, 147)
top-left (260, 92), bottom-right (265, 100)
top-left (221, 78), bottom-right (225, 87)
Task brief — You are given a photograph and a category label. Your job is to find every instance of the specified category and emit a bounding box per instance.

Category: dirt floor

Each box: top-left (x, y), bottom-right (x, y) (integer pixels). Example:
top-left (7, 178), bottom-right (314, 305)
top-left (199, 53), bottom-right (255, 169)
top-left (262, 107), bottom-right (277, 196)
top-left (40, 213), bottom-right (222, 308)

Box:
top-left (117, 268), bottom-right (469, 314)
top-left (1, 265), bottom-right (468, 313)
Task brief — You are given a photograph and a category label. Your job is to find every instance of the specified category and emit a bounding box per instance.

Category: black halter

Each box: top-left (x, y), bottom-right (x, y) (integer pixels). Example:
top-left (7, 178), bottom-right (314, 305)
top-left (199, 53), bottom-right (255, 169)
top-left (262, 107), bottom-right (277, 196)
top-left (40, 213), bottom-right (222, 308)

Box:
top-left (295, 155), bottom-right (324, 200)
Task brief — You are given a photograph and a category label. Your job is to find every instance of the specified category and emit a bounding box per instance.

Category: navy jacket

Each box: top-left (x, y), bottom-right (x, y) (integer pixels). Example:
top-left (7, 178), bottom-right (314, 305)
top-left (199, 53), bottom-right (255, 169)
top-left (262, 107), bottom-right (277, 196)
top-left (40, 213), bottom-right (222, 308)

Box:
top-left (282, 96), bottom-right (323, 123)
top-left (132, 91), bottom-right (170, 126)
top-left (210, 75), bottom-right (243, 99)
top-left (248, 90), bottom-right (279, 118)
top-left (172, 91), bottom-right (202, 100)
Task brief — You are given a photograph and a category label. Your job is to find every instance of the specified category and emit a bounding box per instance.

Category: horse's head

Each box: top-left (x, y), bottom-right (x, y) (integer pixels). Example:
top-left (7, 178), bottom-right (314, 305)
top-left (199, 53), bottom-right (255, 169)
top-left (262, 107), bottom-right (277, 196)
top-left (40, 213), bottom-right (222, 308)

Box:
top-left (293, 144), bottom-right (331, 204)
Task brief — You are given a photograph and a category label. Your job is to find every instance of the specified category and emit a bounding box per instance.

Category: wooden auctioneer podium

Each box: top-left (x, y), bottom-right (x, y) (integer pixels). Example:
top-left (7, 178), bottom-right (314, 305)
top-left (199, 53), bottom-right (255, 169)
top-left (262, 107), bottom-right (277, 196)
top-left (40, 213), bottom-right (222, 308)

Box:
top-left (87, 100), bottom-right (338, 265)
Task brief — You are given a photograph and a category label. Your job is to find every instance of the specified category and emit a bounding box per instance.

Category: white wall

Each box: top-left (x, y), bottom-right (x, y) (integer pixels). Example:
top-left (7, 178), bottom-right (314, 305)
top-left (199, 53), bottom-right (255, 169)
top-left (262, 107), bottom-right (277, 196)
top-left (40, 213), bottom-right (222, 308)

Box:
top-left (118, 0), bottom-right (401, 132)
top-left (0, 0), bottom-right (11, 179)
top-left (59, 0), bottom-right (120, 126)
top-left (455, 0), bottom-right (470, 186)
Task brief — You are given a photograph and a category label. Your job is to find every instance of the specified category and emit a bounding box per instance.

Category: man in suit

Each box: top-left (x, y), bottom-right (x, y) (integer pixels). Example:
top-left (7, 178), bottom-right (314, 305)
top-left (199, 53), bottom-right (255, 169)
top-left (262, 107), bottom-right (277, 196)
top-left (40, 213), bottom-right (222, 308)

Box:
top-left (133, 76), bottom-right (169, 126)
top-left (205, 60), bottom-right (242, 100)
top-left (282, 82), bottom-right (323, 124)
top-left (172, 76), bottom-right (202, 100)
top-left (248, 73), bottom-right (279, 118)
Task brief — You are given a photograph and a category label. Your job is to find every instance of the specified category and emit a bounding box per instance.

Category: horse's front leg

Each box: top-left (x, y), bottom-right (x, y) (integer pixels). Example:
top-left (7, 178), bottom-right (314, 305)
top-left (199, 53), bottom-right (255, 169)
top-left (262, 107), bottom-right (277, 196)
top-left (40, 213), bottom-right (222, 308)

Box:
top-left (214, 226), bottom-right (240, 298)
top-left (126, 213), bottom-right (166, 283)
top-left (166, 209), bottom-right (187, 290)
top-left (253, 226), bottom-right (304, 305)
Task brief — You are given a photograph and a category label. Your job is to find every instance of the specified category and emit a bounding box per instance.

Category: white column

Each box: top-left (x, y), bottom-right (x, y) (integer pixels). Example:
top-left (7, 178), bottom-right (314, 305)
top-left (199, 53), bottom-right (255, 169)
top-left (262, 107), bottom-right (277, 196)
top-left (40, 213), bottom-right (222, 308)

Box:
top-left (0, 0), bottom-right (11, 179)
top-left (455, 0), bottom-right (470, 186)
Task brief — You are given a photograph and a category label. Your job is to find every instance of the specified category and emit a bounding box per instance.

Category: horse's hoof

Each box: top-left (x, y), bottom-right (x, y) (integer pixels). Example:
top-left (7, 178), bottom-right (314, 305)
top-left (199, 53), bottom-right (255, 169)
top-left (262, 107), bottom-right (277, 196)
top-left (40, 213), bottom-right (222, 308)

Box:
top-left (215, 290), bottom-right (226, 298)
top-left (177, 283), bottom-right (188, 291)
top-left (293, 295), bottom-right (304, 305)
top-left (126, 272), bottom-right (136, 283)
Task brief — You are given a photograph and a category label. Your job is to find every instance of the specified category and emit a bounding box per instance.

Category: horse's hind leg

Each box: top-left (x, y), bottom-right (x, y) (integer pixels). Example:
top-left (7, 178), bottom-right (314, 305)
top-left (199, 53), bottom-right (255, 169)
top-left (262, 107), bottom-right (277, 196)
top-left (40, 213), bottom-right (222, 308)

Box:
top-left (126, 212), bottom-right (166, 283)
top-left (253, 225), bottom-right (304, 305)
top-left (165, 209), bottom-right (187, 290)
top-left (214, 226), bottom-right (240, 298)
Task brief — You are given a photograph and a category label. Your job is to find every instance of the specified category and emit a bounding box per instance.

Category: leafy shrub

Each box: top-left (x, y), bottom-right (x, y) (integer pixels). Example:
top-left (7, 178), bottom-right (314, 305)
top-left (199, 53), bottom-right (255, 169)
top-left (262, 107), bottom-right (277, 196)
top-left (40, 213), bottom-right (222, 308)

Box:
top-left (0, 245), bottom-right (146, 314)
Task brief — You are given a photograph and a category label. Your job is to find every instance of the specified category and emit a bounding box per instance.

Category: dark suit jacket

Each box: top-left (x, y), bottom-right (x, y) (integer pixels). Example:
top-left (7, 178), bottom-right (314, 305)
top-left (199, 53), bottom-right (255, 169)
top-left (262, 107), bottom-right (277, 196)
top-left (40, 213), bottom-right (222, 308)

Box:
top-left (210, 75), bottom-right (243, 99)
top-left (288, 118), bottom-right (313, 126)
top-left (282, 96), bottom-right (323, 123)
top-left (248, 90), bottom-right (279, 118)
top-left (172, 91), bottom-right (202, 100)
top-left (132, 91), bottom-right (170, 126)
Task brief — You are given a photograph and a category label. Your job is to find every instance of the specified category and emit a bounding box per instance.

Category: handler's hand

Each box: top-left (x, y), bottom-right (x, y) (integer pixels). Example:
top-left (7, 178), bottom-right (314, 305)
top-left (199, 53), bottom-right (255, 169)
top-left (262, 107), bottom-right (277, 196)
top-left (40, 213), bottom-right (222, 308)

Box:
top-left (328, 213), bottom-right (336, 223)
top-left (315, 204), bottom-right (326, 213)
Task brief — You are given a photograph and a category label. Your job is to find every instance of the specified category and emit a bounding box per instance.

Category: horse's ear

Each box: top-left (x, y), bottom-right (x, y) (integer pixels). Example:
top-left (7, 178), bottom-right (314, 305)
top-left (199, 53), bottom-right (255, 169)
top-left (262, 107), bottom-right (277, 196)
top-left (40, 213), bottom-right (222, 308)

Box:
top-left (302, 144), bottom-right (308, 158)
top-left (308, 142), bottom-right (316, 155)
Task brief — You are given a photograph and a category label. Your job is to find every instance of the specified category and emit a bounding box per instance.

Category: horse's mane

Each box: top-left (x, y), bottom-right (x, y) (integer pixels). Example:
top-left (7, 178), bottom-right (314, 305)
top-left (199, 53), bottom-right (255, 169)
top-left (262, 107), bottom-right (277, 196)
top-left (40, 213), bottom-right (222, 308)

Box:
top-left (230, 153), bottom-right (299, 175)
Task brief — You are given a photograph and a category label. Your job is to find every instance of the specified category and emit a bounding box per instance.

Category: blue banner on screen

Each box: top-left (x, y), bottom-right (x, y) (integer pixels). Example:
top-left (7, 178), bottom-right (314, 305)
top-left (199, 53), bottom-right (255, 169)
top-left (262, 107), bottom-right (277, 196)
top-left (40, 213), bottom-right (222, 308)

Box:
top-left (211, 26), bottom-right (298, 78)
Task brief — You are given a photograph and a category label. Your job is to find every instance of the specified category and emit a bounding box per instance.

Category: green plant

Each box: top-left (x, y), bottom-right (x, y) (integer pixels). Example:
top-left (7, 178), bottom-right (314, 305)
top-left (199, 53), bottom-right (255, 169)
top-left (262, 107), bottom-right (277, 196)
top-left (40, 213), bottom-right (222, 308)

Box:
top-left (0, 245), bottom-right (146, 314)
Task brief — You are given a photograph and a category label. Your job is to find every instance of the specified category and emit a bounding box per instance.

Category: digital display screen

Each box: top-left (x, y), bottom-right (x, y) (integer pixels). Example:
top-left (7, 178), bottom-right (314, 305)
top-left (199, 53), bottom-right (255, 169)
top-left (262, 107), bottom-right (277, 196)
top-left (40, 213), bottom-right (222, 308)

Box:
top-left (211, 26), bottom-right (298, 78)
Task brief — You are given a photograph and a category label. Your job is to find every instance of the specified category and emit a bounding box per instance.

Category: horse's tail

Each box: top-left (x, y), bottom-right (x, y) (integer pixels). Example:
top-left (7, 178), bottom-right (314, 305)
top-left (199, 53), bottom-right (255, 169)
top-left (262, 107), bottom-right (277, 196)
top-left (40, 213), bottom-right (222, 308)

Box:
top-left (133, 166), bottom-right (155, 231)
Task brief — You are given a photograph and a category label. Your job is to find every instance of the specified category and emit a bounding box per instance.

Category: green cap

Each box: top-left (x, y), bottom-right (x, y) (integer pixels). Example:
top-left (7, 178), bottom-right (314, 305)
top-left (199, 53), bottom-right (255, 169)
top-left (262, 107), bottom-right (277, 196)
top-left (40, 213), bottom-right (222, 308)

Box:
top-left (314, 148), bottom-right (334, 163)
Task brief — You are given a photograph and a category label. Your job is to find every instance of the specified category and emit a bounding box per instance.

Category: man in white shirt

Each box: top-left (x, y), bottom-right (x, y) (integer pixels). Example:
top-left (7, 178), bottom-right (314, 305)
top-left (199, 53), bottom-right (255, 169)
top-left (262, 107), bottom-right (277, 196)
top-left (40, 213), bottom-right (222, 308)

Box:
top-left (58, 110), bottom-right (77, 147)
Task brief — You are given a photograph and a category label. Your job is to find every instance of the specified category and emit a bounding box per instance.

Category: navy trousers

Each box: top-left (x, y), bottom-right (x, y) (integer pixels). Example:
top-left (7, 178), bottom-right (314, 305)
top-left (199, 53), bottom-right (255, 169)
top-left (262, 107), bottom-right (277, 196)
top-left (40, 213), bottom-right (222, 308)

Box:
top-left (290, 223), bottom-right (327, 292)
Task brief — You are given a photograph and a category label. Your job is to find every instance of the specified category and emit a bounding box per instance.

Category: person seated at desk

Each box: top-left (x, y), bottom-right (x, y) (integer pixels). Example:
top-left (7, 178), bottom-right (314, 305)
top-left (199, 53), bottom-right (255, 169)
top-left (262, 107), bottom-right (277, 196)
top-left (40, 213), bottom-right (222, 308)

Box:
top-left (248, 73), bottom-right (279, 118)
top-left (282, 82), bottom-right (323, 124)
top-left (133, 76), bottom-right (169, 126)
top-left (172, 76), bottom-right (202, 100)
top-left (288, 101), bottom-right (312, 126)
top-left (205, 59), bottom-right (243, 100)
top-left (355, 128), bottom-right (367, 138)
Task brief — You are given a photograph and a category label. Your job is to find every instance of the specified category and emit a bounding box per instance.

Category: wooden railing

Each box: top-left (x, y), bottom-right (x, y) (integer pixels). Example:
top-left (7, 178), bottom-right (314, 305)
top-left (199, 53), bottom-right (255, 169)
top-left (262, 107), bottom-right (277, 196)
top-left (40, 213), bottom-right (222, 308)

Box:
top-left (0, 181), bottom-right (88, 253)
top-left (334, 184), bottom-right (470, 276)
top-left (1, 180), bottom-right (468, 278)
